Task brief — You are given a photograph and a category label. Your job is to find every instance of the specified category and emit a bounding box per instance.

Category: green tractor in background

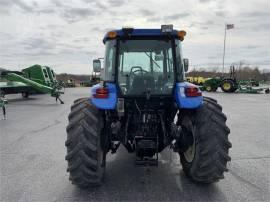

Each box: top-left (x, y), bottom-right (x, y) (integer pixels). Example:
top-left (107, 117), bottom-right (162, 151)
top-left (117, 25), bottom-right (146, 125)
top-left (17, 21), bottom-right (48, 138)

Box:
top-left (203, 66), bottom-right (238, 92)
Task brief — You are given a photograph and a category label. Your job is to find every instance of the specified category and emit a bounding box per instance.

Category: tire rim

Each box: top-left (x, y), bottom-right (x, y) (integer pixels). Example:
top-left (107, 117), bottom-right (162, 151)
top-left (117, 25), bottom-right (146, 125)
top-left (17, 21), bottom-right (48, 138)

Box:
top-left (223, 83), bottom-right (231, 90)
top-left (206, 86), bottom-right (211, 91)
top-left (183, 119), bottom-right (196, 163)
top-left (183, 138), bottom-right (195, 163)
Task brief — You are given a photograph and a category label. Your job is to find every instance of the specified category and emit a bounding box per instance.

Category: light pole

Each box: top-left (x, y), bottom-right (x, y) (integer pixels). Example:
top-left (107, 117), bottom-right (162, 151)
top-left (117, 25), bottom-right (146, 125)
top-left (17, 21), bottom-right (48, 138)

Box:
top-left (222, 24), bottom-right (234, 74)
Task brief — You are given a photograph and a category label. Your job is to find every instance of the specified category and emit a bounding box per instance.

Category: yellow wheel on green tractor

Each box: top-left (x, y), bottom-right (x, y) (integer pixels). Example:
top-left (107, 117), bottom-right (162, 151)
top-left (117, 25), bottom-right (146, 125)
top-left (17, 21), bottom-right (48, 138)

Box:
top-left (222, 82), bottom-right (231, 91)
top-left (221, 79), bottom-right (236, 93)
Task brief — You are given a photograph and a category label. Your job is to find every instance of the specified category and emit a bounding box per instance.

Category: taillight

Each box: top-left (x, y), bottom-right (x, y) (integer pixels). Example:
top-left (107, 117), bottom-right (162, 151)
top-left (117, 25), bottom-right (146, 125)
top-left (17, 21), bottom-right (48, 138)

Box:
top-left (185, 86), bottom-right (202, 97)
top-left (93, 87), bottom-right (109, 99)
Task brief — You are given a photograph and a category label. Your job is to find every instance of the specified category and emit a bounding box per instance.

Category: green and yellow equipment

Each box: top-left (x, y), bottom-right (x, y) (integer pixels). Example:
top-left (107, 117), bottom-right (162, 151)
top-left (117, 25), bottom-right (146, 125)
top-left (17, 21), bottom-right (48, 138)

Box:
top-left (202, 66), bottom-right (238, 92)
top-left (202, 66), bottom-right (269, 94)
top-left (186, 76), bottom-right (207, 85)
top-left (22, 65), bottom-right (52, 87)
top-left (45, 66), bottom-right (58, 85)
top-left (0, 65), bottom-right (64, 103)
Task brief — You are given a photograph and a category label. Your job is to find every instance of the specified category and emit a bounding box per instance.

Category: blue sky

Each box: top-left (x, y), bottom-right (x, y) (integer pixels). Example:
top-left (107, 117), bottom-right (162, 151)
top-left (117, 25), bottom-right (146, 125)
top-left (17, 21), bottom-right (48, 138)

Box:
top-left (0, 0), bottom-right (269, 74)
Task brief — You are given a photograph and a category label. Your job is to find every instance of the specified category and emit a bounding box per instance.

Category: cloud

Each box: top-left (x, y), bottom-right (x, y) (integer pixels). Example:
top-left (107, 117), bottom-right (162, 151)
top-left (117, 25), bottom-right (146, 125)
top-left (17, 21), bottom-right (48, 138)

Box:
top-left (37, 8), bottom-right (55, 14)
top-left (32, 1), bottom-right (38, 7)
top-left (148, 12), bottom-right (190, 22)
top-left (252, 23), bottom-right (270, 31)
top-left (108, 0), bottom-right (127, 7)
top-left (61, 7), bottom-right (96, 23)
top-left (241, 11), bottom-right (270, 18)
top-left (201, 26), bottom-right (209, 30)
top-left (215, 11), bottom-right (226, 17)
top-left (16, 50), bottom-right (55, 57)
top-left (0, 0), bottom-right (32, 14)
top-left (140, 9), bottom-right (155, 16)
top-left (0, 0), bottom-right (12, 7)
top-left (199, 0), bottom-right (214, 3)
top-left (22, 38), bottom-right (55, 50)
top-left (14, 0), bottom-right (34, 11)
top-left (73, 37), bottom-right (91, 43)
top-left (0, 32), bottom-right (15, 41)
top-left (51, 0), bottom-right (63, 7)
top-left (244, 45), bottom-right (260, 49)
top-left (0, 0), bottom-right (270, 73)
top-left (163, 13), bottom-right (190, 21)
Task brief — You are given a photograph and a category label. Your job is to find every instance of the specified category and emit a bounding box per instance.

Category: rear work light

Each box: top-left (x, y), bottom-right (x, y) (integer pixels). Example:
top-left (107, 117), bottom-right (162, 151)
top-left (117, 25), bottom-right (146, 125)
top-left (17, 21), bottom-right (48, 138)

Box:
top-left (185, 86), bottom-right (202, 97)
top-left (93, 87), bottom-right (109, 99)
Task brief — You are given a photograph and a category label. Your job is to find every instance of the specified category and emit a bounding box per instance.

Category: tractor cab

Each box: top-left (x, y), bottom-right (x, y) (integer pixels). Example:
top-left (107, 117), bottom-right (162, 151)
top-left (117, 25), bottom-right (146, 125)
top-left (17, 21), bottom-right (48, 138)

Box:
top-left (94, 25), bottom-right (188, 98)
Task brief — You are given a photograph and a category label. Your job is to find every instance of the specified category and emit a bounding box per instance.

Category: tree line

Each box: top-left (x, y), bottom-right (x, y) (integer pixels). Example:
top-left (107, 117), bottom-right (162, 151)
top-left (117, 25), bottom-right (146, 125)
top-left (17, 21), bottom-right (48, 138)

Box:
top-left (187, 66), bottom-right (270, 81)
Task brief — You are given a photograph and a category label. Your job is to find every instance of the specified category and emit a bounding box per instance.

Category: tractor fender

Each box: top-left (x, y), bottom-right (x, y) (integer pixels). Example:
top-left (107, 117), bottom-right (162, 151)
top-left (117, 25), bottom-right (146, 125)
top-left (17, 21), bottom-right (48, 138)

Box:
top-left (91, 82), bottom-right (117, 109)
top-left (174, 82), bottom-right (203, 109)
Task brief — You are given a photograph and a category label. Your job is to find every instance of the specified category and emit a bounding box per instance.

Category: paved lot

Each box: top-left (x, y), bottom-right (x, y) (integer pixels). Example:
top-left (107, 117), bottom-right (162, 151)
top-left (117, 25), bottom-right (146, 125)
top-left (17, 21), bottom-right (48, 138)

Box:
top-left (1, 88), bottom-right (270, 201)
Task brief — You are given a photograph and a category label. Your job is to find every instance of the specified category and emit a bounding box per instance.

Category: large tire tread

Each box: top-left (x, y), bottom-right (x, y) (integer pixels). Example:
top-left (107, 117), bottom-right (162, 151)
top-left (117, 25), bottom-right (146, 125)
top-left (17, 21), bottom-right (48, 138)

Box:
top-left (65, 98), bottom-right (104, 187)
top-left (180, 97), bottom-right (231, 183)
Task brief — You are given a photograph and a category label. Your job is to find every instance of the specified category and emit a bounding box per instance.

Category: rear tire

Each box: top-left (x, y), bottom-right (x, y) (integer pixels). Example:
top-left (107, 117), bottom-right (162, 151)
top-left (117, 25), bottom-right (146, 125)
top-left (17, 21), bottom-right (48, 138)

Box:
top-left (65, 98), bottom-right (105, 187)
top-left (221, 79), bottom-right (237, 93)
top-left (178, 97), bottom-right (231, 183)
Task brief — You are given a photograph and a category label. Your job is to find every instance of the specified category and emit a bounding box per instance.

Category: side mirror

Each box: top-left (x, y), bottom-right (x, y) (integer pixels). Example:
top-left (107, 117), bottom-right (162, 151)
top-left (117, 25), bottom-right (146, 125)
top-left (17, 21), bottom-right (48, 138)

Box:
top-left (183, 58), bottom-right (189, 72)
top-left (93, 59), bottom-right (101, 72)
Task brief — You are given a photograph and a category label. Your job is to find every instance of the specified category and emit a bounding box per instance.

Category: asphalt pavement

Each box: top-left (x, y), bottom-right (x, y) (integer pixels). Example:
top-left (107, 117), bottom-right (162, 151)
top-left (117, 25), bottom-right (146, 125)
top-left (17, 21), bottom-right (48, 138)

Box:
top-left (1, 88), bottom-right (270, 201)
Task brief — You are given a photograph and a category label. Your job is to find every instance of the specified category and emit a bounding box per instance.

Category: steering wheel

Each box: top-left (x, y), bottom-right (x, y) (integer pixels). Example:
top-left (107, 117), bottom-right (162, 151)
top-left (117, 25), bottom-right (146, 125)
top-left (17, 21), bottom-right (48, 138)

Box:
top-left (126, 66), bottom-right (148, 91)
top-left (130, 66), bottom-right (148, 76)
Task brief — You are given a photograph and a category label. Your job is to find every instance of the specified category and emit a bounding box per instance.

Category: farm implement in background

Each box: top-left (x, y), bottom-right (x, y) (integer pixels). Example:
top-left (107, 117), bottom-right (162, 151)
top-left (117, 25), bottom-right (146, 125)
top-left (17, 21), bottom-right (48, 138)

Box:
top-left (0, 65), bottom-right (64, 103)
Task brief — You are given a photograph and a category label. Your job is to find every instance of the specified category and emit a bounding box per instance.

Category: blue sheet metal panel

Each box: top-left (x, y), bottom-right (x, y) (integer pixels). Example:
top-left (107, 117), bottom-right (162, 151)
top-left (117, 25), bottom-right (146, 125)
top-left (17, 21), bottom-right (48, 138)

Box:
top-left (103, 29), bottom-right (179, 43)
top-left (91, 83), bottom-right (117, 109)
top-left (174, 82), bottom-right (203, 109)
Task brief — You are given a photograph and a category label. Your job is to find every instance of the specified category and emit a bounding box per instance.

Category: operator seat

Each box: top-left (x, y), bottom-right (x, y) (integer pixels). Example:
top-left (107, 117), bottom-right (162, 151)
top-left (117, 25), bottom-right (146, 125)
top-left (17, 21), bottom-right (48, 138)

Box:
top-left (129, 75), bottom-right (155, 94)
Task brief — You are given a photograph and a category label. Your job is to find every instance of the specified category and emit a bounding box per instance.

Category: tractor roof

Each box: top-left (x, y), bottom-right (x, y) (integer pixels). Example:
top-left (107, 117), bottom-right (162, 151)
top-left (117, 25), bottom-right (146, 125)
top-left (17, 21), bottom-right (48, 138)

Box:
top-left (103, 28), bottom-right (183, 43)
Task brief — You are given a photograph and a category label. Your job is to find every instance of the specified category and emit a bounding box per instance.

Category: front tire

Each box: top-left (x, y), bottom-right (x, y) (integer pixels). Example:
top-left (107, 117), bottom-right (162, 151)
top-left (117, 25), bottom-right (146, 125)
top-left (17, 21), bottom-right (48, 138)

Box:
top-left (65, 98), bottom-right (105, 187)
top-left (178, 97), bottom-right (231, 183)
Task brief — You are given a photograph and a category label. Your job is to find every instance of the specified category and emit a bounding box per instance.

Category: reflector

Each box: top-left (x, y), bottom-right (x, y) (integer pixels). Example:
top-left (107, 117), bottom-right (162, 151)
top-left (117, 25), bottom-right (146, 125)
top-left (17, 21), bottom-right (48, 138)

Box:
top-left (93, 87), bottom-right (109, 99)
top-left (185, 86), bottom-right (202, 97)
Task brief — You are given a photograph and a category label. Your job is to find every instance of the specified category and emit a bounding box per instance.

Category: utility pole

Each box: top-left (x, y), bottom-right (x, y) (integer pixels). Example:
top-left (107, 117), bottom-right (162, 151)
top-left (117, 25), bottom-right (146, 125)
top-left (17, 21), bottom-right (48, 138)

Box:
top-left (222, 24), bottom-right (227, 74)
top-left (222, 24), bottom-right (234, 75)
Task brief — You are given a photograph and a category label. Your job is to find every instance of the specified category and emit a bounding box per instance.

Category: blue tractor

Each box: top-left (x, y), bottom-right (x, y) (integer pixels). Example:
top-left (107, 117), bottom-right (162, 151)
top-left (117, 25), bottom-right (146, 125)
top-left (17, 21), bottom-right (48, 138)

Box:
top-left (65, 25), bottom-right (231, 187)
